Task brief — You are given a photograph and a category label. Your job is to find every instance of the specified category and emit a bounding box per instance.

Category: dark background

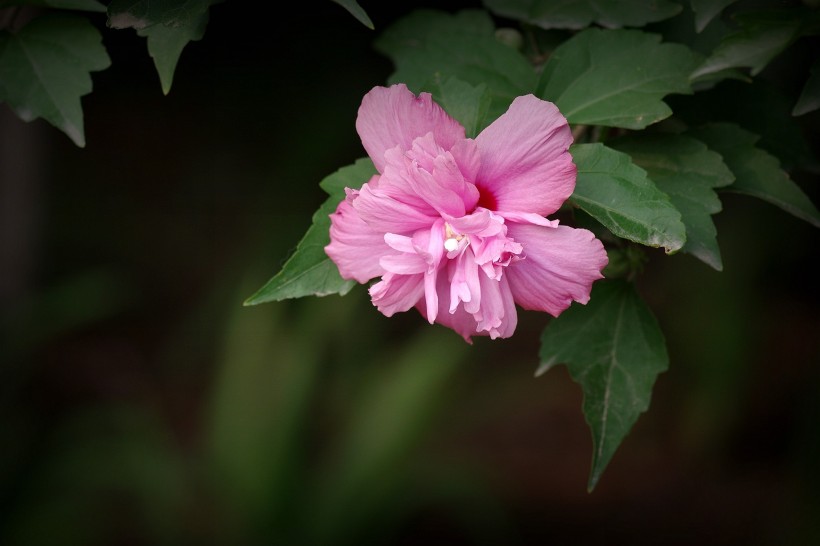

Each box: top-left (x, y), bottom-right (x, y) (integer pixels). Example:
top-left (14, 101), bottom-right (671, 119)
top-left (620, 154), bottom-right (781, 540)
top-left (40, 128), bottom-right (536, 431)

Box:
top-left (1, 1), bottom-right (819, 544)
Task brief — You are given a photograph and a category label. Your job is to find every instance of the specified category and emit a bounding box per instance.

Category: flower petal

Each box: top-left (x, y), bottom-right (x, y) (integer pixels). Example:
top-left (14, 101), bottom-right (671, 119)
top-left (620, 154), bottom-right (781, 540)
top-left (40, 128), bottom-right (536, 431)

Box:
top-left (475, 95), bottom-right (575, 217)
top-left (477, 274), bottom-right (517, 339)
top-left (370, 273), bottom-right (425, 317)
top-left (419, 268), bottom-right (517, 342)
top-left (356, 84), bottom-right (466, 172)
top-left (326, 198), bottom-right (391, 283)
top-left (353, 181), bottom-right (439, 234)
top-left (419, 271), bottom-right (478, 343)
top-left (506, 223), bottom-right (608, 316)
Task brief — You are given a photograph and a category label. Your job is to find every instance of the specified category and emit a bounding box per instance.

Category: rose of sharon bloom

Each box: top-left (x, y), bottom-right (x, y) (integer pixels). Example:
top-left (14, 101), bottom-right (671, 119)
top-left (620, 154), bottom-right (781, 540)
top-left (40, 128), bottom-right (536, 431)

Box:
top-left (325, 84), bottom-right (608, 342)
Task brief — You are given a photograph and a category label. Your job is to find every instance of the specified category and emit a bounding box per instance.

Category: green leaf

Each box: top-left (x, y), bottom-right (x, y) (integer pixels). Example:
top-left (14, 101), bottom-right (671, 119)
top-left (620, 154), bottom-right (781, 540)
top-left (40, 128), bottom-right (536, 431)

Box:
top-left (107, 0), bottom-right (218, 94)
top-left (428, 75), bottom-right (491, 138)
top-left (793, 58), bottom-right (820, 116)
top-left (106, 0), bottom-right (218, 30)
top-left (538, 280), bottom-right (669, 491)
top-left (482, 0), bottom-right (681, 30)
top-left (137, 9), bottom-right (208, 94)
top-left (537, 29), bottom-right (698, 129)
top-left (0, 14), bottom-right (110, 147)
top-left (688, 123), bottom-right (820, 228)
top-left (610, 134), bottom-right (735, 271)
top-left (690, 0), bottom-right (737, 33)
top-left (570, 143), bottom-right (687, 253)
top-left (374, 9), bottom-right (536, 123)
top-left (244, 158), bottom-right (377, 305)
top-left (690, 10), bottom-right (803, 81)
top-left (318, 157), bottom-right (377, 197)
top-left (330, 0), bottom-right (374, 30)
top-left (669, 79), bottom-right (814, 170)
top-left (0, 0), bottom-right (106, 11)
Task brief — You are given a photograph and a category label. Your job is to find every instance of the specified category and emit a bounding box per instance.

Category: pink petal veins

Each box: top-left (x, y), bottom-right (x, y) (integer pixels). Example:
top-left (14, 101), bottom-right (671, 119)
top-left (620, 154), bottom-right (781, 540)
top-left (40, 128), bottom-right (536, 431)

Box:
top-left (370, 273), bottom-right (425, 317)
top-left (475, 95), bottom-right (576, 217)
top-left (506, 223), bottom-right (608, 316)
top-left (356, 84), bottom-right (465, 173)
top-left (325, 198), bottom-right (392, 283)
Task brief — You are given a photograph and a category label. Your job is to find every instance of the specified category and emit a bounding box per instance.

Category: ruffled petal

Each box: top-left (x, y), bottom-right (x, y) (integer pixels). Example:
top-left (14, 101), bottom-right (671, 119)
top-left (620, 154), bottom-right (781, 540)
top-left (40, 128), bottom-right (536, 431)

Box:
top-left (506, 223), bottom-right (608, 316)
top-left (476, 274), bottom-right (517, 339)
top-left (474, 95), bottom-right (575, 217)
top-left (377, 134), bottom-right (480, 218)
top-left (419, 271), bottom-right (478, 343)
top-left (370, 273), bottom-right (425, 317)
top-left (353, 181), bottom-right (439, 234)
top-left (356, 84), bottom-right (466, 172)
top-left (419, 264), bottom-right (518, 342)
top-left (325, 198), bottom-right (391, 283)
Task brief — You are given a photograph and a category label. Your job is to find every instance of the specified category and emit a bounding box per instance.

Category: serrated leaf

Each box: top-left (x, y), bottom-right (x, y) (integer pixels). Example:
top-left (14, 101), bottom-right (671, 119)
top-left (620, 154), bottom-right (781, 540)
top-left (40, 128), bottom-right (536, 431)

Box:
top-left (793, 58), bottom-right (820, 116)
top-left (482, 0), bottom-right (681, 30)
top-left (374, 9), bottom-right (536, 123)
top-left (537, 29), bottom-right (698, 129)
top-left (331, 0), bottom-right (374, 30)
top-left (569, 143), bottom-right (687, 253)
top-left (428, 75), bottom-right (491, 138)
top-left (244, 159), bottom-right (377, 305)
top-left (0, 14), bottom-right (110, 147)
top-left (0, 0), bottom-right (106, 11)
top-left (610, 134), bottom-right (734, 271)
top-left (690, 9), bottom-right (803, 81)
top-left (538, 280), bottom-right (668, 491)
top-left (107, 0), bottom-right (217, 29)
top-left (690, 0), bottom-right (737, 33)
top-left (688, 123), bottom-right (820, 228)
top-left (137, 8), bottom-right (208, 94)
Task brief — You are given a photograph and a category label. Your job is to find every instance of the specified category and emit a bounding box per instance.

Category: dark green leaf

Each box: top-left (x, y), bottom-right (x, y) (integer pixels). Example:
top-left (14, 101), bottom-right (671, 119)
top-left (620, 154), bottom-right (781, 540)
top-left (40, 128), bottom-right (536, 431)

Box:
top-left (318, 157), bottom-right (377, 198)
top-left (793, 58), bottom-right (820, 116)
top-left (0, 0), bottom-right (106, 11)
top-left (537, 29), bottom-right (698, 129)
top-left (689, 64), bottom-right (751, 91)
top-left (690, 9), bottom-right (803, 81)
top-left (669, 79), bottom-right (815, 171)
top-left (0, 14), bottom-right (110, 147)
top-left (374, 9), bottom-right (536, 123)
top-left (428, 75), bottom-right (491, 138)
top-left (690, 0), bottom-right (737, 33)
top-left (107, 0), bottom-right (218, 30)
top-left (570, 143), bottom-right (687, 253)
top-left (482, 0), bottom-right (681, 30)
top-left (244, 159), bottom-right (377, 305)
top-left (538, 280), bottom-right (669, 491)
top-left (610, 134), bottom-right (734, 270)
top-left (331, 0), bottom-right (374, 30)
top-left (137, 8), bottom-right (208, 94)
top-left (688, 123), bottom-right (820, 228)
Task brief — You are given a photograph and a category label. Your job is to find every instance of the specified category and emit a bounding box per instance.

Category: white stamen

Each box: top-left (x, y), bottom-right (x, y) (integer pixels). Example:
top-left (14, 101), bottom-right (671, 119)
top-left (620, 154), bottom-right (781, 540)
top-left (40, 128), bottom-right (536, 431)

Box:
top-left (444, 238), bottom-right (459, 252)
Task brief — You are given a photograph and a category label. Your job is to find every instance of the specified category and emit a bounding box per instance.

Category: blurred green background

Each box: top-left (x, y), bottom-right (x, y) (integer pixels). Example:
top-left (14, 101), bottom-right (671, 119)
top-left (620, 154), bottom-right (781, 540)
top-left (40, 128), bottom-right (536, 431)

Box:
top-left (1, 1), bottom-right (819, 545)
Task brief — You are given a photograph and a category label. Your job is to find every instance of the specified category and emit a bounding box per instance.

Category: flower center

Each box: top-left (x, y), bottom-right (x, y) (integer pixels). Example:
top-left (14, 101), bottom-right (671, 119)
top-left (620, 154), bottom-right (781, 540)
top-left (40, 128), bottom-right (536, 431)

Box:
top-left (443, 223), bottom-right (464, 252)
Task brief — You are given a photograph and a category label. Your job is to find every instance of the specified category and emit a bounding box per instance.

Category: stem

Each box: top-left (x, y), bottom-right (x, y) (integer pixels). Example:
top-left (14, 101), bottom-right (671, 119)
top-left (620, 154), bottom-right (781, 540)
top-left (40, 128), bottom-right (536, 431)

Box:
top-left (572, 124), bottom-right (588, 142)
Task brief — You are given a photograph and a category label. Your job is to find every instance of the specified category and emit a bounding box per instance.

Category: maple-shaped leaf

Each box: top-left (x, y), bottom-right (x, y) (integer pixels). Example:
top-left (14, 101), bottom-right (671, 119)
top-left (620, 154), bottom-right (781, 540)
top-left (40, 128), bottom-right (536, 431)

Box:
top-left (0, 14), bottom-right (110, 147)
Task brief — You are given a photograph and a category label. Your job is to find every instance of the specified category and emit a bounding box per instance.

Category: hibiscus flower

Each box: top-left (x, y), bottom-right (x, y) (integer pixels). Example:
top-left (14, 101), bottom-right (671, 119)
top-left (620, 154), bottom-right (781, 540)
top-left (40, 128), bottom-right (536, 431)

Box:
top-left (325, 84), bottom-right (607, 342)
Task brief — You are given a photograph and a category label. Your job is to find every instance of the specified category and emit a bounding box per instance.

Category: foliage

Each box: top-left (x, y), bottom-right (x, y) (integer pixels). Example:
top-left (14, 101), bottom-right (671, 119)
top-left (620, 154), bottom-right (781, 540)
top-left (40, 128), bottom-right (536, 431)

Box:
top-left (2, 0), bottom-right (818, 492)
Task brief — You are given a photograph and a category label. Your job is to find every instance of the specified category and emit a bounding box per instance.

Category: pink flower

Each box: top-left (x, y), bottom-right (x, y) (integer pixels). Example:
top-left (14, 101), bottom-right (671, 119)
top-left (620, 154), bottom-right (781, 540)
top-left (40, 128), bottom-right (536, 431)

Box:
top-left (325, 84), bottom-right (608, 342)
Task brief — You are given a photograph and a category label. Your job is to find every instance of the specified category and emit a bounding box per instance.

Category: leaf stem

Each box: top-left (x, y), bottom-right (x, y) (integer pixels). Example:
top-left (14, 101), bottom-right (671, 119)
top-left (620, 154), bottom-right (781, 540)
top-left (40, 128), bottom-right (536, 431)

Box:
top-left (572, 124), bottom-right (588, 142)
